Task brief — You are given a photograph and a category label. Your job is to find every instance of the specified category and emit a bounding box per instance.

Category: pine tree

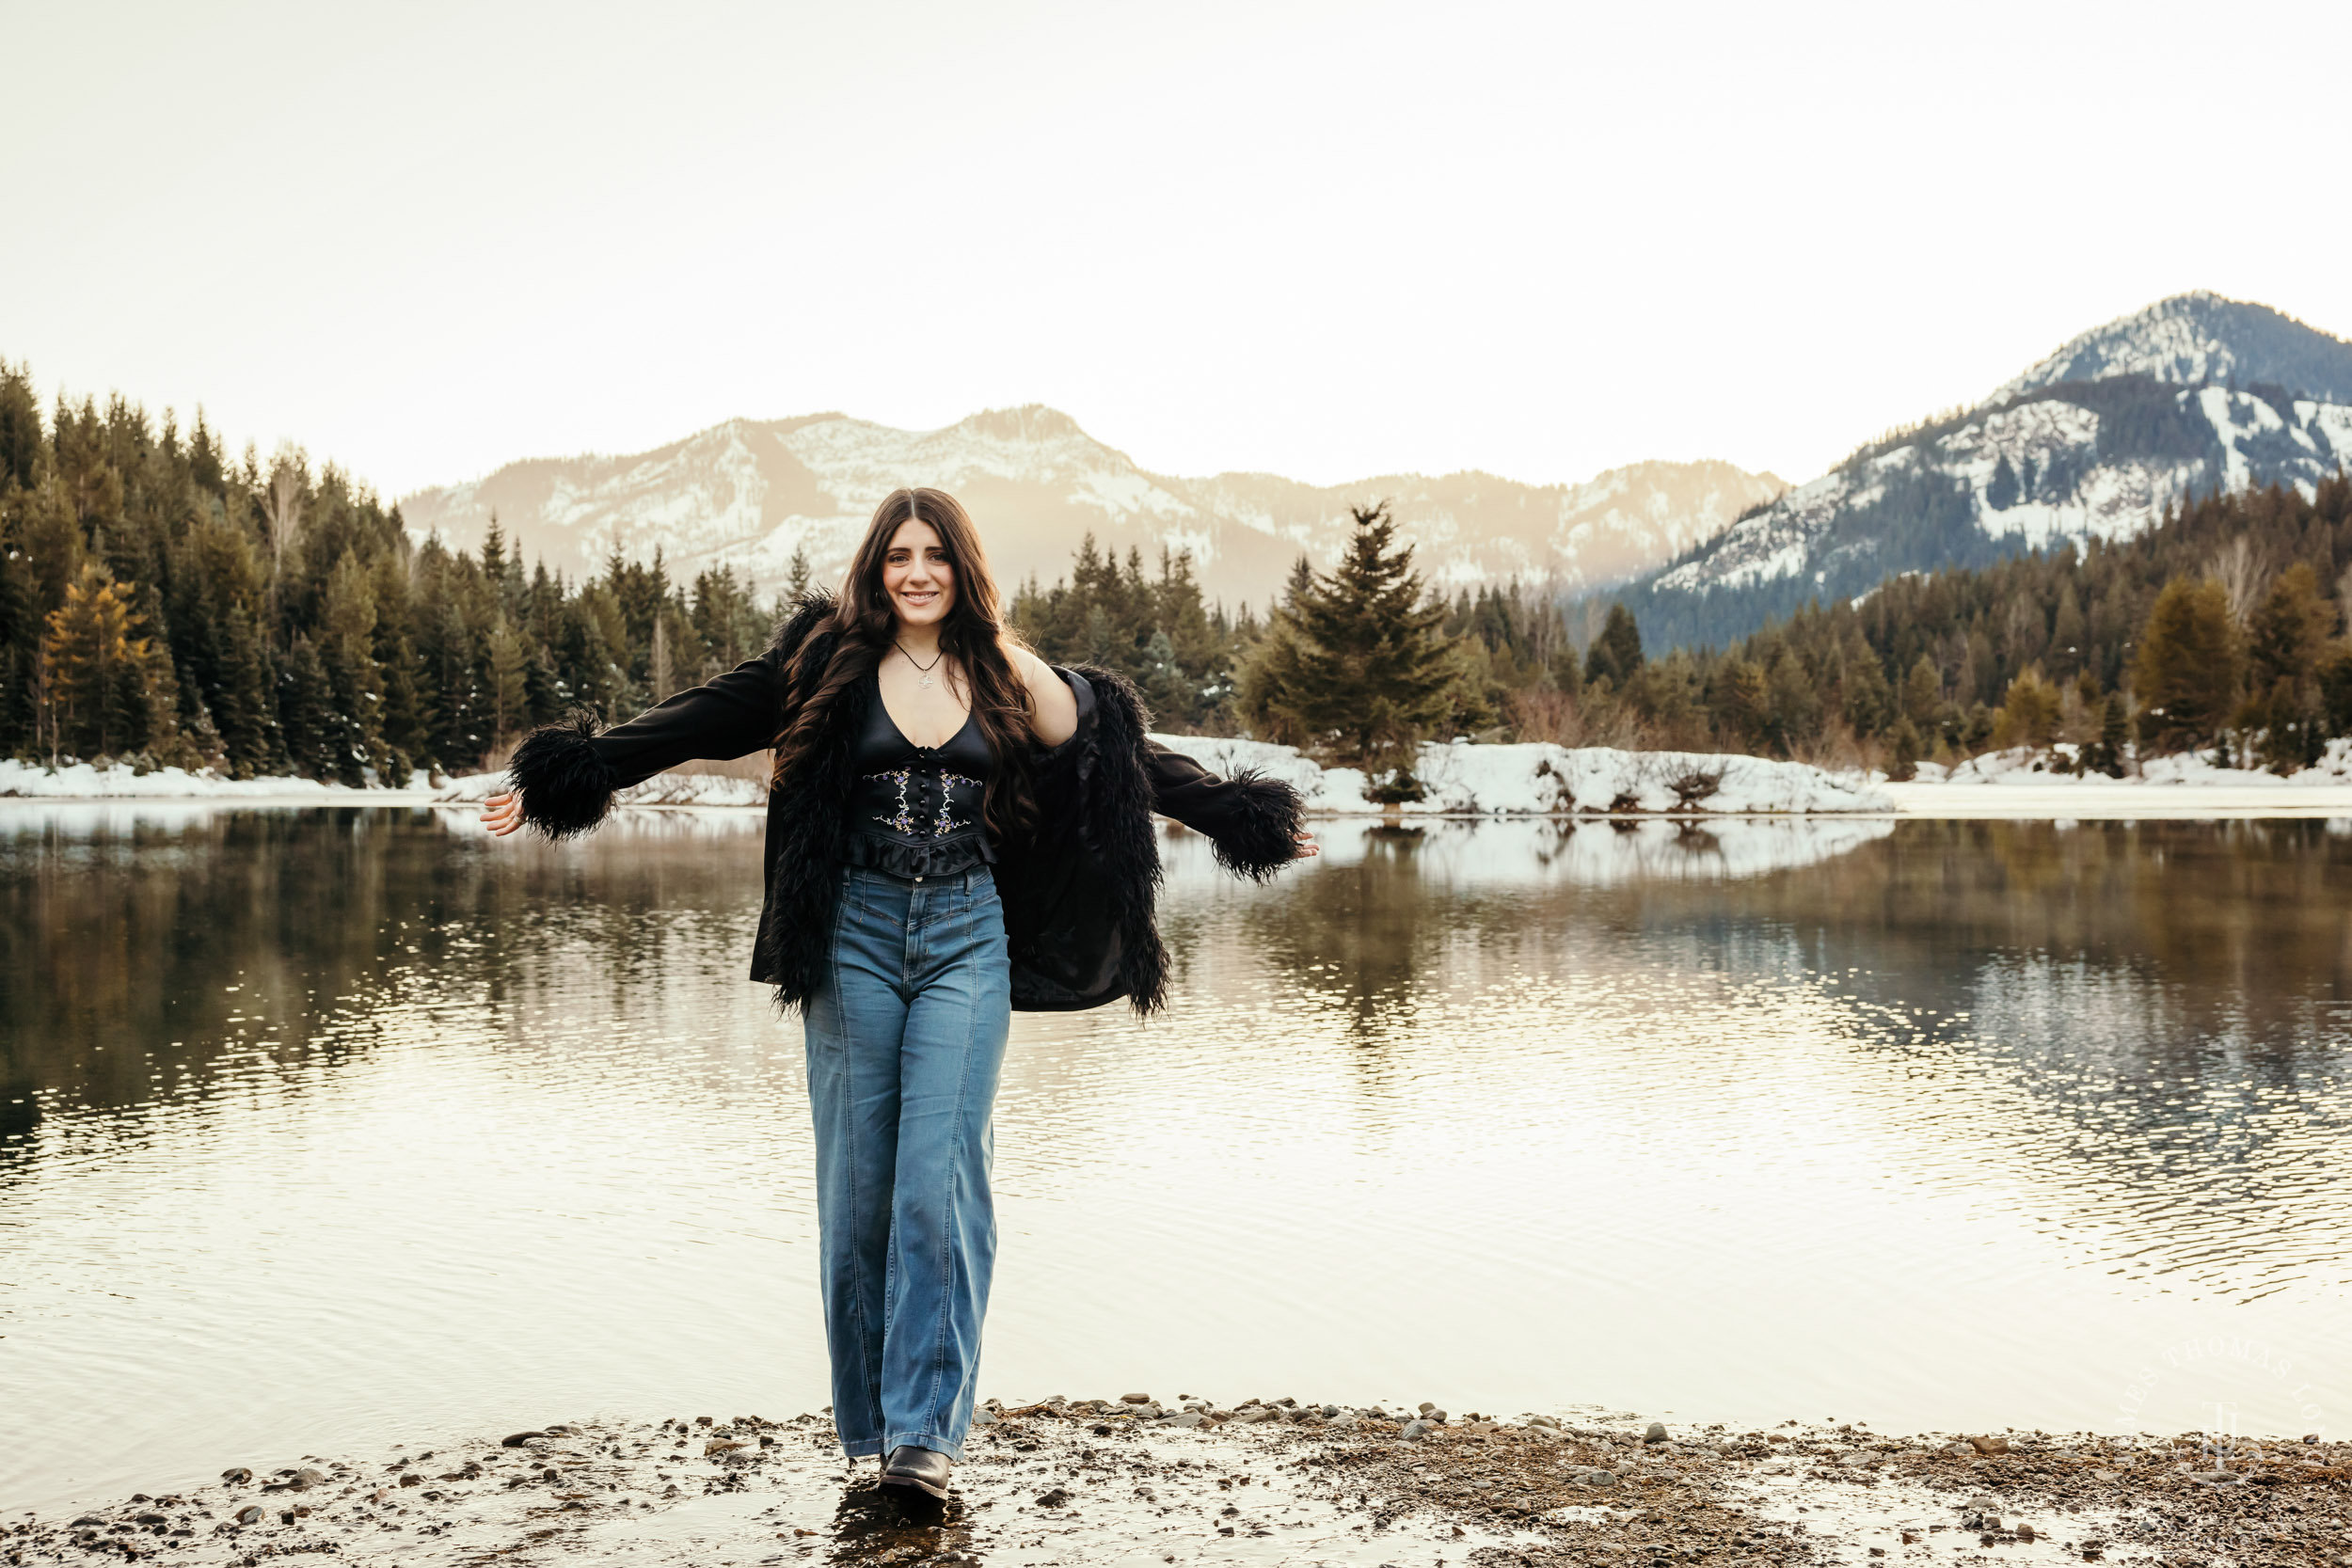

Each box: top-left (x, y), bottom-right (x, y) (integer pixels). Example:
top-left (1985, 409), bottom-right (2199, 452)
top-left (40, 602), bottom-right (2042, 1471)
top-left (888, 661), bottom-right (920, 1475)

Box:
top-left (2135, 577), bottom-right (2240, 752)
top-left (1240, 502), bottom-right (1455, 772)
top-left (2247, 563), bottom-right (2331, 691)
top-left (0, 359), bottom-right (40, 491)
top-left (1886, 718), bottom-right (1922, 782)
top-left (2082, 692), bottom-right (2130, 778)
top-left (318, 551), bottom-right (388, 781)
top-left (1842, 655), bottom-right (1895, 736)
top-left (1234, 559), bottom-right (1315, 748)
top-left (42, 566), bottom-right (148, 758)
top-left (1583, 603), bottom-right (1644, 689)
top-left (1709, 659), bottom-right (1769, 751)
top-left (0, 521), bottom-right (40, 756)
top-left (276, 634), bottom-right (339, 779)
top-left (485, 616), bottom-right (531, 750)
top-left (787, 545), bottom-right (813, 600)
top-left (1900, 655), bottom-right (1943, 728)
top-left (1986, 453), bottom-right (2020, 511)
top-left (2246, 563), bottom-right (2332, 770)
top-left (1990, 665), bottom-right (2061, 749)
top-left (215, 602), bottom-right (279, 775)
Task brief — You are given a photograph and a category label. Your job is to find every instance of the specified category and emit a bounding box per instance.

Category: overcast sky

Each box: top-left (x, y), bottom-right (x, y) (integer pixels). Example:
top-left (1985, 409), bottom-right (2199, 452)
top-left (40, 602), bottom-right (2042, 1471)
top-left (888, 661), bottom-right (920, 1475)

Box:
top-left (7, 1), bottom-right (2349, 500)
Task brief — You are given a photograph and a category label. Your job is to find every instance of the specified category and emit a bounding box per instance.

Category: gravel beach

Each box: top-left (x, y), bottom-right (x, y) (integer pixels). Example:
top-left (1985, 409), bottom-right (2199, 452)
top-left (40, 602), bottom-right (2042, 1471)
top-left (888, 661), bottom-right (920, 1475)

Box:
top-left (8, 1399), bottom-right (2346, 1567)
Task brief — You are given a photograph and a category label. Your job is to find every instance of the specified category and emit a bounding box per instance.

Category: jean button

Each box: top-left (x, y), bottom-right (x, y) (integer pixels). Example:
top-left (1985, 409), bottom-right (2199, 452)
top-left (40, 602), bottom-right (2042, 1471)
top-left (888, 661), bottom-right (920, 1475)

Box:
top-left (914, 876), bottom-right (924, 882)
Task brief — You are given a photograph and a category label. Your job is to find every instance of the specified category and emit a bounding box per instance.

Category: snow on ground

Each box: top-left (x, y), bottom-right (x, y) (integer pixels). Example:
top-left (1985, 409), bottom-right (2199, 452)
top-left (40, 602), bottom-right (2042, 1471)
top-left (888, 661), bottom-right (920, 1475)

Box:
top-left (433, 768), bottom-right (770, 808)
top-left (1871, 741), bottom-right (2352, 817)
top-left (1156, 735), bottom-right (1893, 814)
top-left (22, 738), bottom-right (2352, 820)
top-left (0, 761), bottom-right (437, 800)
top-left (1902, 738), bottom-right (2352, 788)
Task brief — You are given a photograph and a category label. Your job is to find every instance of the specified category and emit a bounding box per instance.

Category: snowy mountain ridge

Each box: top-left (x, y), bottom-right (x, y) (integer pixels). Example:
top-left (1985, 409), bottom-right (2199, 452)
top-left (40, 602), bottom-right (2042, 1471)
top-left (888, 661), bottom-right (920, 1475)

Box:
top-left (396, 408), bottom-right (1785, 608)
top-left (1625, 293), bottom-right (2352, 647)
top-left (1994, 291), bottom-right (2352, 404)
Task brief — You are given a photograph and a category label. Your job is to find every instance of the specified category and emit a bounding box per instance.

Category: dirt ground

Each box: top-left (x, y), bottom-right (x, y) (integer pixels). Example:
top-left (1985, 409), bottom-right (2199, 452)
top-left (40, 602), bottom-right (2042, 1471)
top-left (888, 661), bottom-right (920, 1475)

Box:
top-left (8, 1398), bottom-right (2347, 1567)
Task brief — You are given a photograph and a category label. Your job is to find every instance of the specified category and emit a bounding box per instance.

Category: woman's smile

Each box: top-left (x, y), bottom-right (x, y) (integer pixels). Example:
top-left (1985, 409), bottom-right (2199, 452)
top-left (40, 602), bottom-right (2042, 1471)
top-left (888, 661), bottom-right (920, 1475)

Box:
top-left (882, 519), bottom-right (956, 626)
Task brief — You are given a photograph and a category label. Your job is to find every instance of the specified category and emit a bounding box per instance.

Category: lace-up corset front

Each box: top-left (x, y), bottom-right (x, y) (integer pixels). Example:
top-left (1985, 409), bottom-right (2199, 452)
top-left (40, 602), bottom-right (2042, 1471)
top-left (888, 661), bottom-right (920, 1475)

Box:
top-left (842, 674), bottom-right (995, 879)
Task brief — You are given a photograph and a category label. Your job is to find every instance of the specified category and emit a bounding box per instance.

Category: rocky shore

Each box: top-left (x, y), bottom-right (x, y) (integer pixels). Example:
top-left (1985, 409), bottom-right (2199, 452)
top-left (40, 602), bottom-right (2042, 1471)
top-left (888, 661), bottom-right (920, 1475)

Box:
top-left (8, 1398), bottom-right (2347, 1567)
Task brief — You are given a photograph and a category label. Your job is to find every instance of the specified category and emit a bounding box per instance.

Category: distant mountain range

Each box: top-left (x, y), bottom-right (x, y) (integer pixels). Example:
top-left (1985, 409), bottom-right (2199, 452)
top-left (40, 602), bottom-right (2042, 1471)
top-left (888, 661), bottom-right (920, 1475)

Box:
top-left (395, 409), bottom-right (1784, 609)
top-left (1624, 292), bottom-right (2352, 646)
top-left (399, 291), bottom-right (2352, 640)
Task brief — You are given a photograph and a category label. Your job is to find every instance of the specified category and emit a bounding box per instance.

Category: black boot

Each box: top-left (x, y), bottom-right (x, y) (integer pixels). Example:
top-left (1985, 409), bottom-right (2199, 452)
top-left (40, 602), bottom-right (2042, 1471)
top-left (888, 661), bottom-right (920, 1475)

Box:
top-left (880, 1444), bottom-right (952, 1498)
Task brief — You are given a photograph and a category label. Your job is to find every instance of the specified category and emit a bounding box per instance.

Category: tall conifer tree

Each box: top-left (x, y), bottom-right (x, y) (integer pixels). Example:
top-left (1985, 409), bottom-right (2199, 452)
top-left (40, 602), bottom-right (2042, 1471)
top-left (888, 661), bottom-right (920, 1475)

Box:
top-left (1243, 502), bottom-right (1455, 770)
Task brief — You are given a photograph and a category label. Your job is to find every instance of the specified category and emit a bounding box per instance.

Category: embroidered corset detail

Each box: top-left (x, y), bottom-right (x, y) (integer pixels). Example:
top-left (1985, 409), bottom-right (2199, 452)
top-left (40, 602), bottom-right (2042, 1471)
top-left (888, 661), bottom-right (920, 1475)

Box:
top-left (863, 768), bottom-right (983, 839)
top-left (934, 772), bottom-right (981, 836)
top-left (866, 768), bottom-right (918, 835)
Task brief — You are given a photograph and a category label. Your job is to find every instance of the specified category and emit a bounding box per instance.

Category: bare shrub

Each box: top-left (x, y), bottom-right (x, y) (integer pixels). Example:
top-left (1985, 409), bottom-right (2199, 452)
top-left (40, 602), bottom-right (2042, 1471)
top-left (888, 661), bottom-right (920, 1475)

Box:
top-left (1505, 687), bottom-right (1584, 746)
top-left (1665, 768), bottom-right (1724, 809)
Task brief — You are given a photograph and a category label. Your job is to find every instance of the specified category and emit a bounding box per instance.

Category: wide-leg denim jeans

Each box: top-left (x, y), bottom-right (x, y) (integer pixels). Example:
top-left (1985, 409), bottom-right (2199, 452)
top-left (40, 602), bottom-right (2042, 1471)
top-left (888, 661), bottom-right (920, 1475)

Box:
top-left (803, 864), bottom-right (1010, 1462)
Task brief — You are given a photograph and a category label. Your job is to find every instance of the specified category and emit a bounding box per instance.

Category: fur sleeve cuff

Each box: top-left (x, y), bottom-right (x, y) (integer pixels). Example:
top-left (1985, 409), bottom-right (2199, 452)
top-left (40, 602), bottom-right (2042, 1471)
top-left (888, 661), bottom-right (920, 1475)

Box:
top-left (1212, 769), bottom-right (1306, 882)
top-left (507, 714), bottom-right (620, 840)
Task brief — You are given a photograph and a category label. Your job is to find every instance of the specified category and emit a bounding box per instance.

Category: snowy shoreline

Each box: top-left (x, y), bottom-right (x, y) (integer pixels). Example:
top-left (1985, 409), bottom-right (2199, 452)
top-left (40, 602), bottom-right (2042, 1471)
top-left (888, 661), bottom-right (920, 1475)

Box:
top-left (4, 743), bottom-right (1890, 817)
top-left (14, 739), bottom-right (2352, 819)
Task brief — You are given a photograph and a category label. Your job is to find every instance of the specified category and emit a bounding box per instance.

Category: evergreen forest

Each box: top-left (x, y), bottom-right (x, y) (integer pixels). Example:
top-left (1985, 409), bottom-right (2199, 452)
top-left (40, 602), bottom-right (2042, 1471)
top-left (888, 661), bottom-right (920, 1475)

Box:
top-left (8, 355), bottom-right (2350, 788)
top-left (1573, 473), bottom-right (2352, 777)
top-left (0, 364), bottom-right (771, 783)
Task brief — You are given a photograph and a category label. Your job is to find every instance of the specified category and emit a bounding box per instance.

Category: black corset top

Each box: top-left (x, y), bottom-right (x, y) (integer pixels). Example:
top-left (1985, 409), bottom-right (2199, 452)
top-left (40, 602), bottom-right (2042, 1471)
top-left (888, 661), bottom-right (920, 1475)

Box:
top-left (843, 678), bottom-right (996, 879)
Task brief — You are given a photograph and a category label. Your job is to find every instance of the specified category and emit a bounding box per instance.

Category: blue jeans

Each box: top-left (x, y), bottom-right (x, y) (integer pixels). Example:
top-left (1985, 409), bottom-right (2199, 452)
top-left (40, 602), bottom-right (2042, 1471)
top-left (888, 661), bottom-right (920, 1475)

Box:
top-left (803, 864), bottom-right (1011, 1461)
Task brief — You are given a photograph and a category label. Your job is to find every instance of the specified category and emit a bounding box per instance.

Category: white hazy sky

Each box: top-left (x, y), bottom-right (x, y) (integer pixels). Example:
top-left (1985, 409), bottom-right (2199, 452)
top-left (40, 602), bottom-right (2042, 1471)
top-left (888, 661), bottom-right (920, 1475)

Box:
top-left (6, 0), bottom-right (2350, 501)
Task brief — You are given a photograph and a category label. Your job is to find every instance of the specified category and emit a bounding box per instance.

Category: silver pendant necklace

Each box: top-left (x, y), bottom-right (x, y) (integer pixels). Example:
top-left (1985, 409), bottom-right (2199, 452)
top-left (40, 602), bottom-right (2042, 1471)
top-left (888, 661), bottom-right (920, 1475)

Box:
top-left (896, 641), bottom-right (945, 690)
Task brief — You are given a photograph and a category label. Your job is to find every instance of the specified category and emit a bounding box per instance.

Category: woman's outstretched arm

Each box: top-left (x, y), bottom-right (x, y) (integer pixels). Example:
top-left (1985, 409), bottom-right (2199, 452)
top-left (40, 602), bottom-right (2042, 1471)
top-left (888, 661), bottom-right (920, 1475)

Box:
top-left (482, 655), bottom-right (782, 839)
top-left (1144, 745), bottom-right (1318, 873)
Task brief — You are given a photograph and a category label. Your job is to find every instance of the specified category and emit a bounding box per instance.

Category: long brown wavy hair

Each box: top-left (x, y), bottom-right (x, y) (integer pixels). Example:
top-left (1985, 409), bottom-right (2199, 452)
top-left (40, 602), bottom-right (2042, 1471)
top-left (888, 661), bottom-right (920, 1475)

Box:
top-left (771, 487), bottom-right (1039, 843)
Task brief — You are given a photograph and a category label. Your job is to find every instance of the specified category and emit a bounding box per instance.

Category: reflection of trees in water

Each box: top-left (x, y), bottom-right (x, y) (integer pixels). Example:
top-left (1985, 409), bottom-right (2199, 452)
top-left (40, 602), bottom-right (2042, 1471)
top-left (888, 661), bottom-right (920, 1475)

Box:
top-left (1203, 816), bottom-right (2352, 1296)
top-left (1688, 819), bottom-right (2352, 1054)
top-left (1624, 817), bottom-right (2352, 1298)
top-left (1223, 816), bottom-right (1900, 1041)
top-left (0, 809), bottom-right (767, 1153)
top-left (1244, 825), bottom-right (1433, 1046)
top-left (15, 809), bottom-right (2351, 1297)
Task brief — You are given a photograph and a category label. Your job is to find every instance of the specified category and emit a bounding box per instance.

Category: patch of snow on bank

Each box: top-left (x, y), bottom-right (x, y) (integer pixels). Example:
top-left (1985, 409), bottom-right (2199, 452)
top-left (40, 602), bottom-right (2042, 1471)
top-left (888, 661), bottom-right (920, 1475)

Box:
top-left (1154, 736), bottom-right (1891, 815)
top-left (12, 741), bottom-right (1888, 817)
top-left (435, 769), bottom-right (770, 808)
top-left (1906, 739), bottom-right (2352, 788)
top-left (0, 761), bottom-right (434, 800)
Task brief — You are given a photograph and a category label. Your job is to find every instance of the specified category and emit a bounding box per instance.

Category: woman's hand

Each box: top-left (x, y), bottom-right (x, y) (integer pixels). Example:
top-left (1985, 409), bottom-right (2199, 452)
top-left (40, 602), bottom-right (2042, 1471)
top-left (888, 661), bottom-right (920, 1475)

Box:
top-left (481, 791), bottom-right (527, 838)
top-left (1292, 829), bottom-right (1320, 859)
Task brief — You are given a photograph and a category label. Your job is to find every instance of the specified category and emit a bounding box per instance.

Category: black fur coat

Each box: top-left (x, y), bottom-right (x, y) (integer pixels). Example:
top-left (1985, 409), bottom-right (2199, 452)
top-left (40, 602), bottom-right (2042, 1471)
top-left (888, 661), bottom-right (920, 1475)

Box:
top-left (505, 593), bottom-right (1305, 1015)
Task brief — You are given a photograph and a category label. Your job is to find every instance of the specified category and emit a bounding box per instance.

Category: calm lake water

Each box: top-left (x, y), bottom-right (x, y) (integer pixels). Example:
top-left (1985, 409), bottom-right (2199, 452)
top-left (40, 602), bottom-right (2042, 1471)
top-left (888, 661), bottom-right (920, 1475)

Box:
top-left (3, 805), bottom-right (2348, 1510)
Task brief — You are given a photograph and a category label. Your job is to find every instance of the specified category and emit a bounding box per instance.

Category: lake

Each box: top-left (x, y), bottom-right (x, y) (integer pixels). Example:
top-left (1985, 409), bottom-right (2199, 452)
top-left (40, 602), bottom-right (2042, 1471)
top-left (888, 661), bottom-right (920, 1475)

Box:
top-left (3, 805), bottom-right (2347, 1512)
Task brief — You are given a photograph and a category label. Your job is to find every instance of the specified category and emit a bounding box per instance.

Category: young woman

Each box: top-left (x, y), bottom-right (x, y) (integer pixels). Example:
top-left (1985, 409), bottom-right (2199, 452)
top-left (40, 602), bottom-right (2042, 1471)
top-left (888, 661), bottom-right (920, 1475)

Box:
top-left (480, 487), bottom-right (1312, 1499)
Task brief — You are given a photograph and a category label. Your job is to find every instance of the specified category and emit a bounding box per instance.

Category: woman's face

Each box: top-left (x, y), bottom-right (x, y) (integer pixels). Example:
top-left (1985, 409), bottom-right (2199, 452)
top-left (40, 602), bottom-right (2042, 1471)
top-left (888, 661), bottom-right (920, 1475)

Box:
top-left (881, 517), bottom-right (956, 628)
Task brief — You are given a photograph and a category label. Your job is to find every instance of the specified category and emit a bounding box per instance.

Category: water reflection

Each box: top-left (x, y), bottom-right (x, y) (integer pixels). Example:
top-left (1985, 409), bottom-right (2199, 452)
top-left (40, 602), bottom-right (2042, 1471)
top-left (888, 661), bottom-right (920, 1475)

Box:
top-left (2, 806), bottom-right (2347, 1512)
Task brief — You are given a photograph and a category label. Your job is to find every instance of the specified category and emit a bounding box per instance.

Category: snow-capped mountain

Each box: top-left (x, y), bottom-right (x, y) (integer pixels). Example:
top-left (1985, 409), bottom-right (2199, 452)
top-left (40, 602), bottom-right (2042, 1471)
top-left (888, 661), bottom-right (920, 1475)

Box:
top-left (1996, 291), bottom-right (2352, 404)
top-left (395, 407), bottom-right (1784, 608)
top-left (1625, 293), bottom-right (2352, 647)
